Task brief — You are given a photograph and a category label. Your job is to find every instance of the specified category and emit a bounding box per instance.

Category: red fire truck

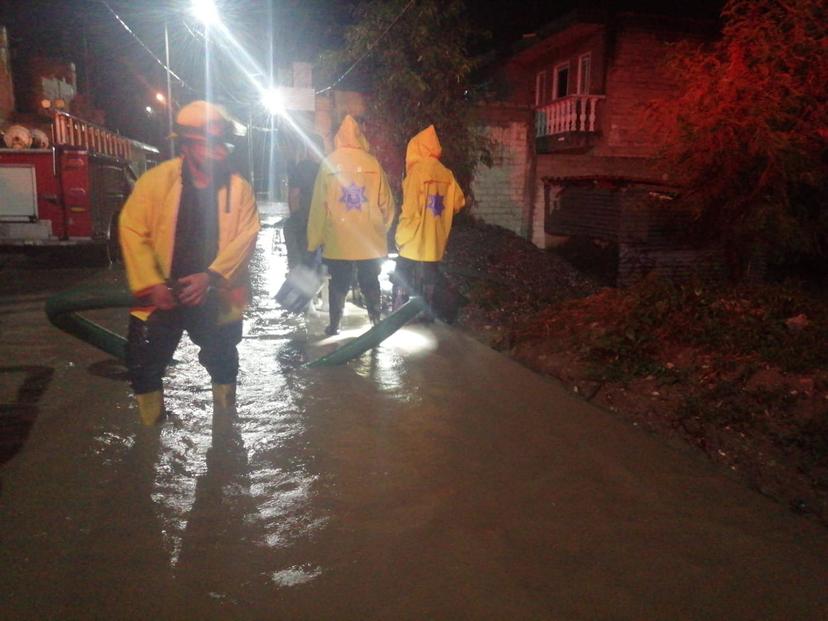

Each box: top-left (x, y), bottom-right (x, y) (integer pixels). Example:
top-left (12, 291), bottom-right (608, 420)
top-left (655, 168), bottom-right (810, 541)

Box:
top-left (0, 111), bottom-right (159, 260)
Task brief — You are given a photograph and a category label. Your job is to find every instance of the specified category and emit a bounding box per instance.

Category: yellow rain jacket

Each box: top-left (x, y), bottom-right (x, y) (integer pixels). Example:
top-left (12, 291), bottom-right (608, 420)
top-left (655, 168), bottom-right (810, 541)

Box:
top-left (395, 125), bottom-right (465, 262)
top-left (119, 158), bottom-right (260, 321)
top-left (307, 115), bottom-right (395, 260)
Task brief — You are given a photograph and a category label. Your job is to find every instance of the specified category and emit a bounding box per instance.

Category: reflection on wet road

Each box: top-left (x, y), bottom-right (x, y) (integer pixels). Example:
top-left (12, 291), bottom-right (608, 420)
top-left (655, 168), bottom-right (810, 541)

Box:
top-left (1, 204), bottom-right (827, 620)
top-left (103, 206), bottom-right (436, 606)
top-left (138, 205), bottom-right (401, 593)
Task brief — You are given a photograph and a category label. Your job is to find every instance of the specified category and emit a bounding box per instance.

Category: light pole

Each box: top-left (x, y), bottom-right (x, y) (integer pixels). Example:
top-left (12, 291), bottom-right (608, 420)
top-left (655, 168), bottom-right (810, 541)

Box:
top-left (163, 19), bottom-right (175, 159)
top-left (247, 107), bottom-right (255, 192)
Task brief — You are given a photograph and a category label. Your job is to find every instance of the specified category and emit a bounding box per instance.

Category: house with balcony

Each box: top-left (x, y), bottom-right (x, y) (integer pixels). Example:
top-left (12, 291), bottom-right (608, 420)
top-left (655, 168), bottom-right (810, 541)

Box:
top-left (471, 10), bottom-right (718, 283)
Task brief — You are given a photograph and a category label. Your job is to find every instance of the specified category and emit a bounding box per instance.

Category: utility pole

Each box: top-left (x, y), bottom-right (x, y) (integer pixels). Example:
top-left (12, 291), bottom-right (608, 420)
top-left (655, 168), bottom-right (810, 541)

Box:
top-left (163, 20), bottom-right (175, 159)
top-left (247, 107), bottom-right (256, 192)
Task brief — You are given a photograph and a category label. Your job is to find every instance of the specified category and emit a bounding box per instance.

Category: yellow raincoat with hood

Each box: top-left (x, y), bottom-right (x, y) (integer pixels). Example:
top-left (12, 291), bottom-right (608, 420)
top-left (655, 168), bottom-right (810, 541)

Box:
top-left (119, 158), bottom-right (260, 321)
top-left (307, 115), bottom-right (395, 260)
top-left (395, 125), bottom-right (465, 262)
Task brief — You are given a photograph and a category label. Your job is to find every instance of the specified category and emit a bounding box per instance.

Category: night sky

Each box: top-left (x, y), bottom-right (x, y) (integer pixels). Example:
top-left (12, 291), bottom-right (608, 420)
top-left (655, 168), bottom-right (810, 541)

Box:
top-left (0, 0), bottom-right (724, 147)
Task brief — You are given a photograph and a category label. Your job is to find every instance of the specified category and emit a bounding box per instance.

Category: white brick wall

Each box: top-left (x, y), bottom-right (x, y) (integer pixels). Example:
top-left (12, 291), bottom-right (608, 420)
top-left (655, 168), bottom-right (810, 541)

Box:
top-left (472, 120), bottom-right (531, 236)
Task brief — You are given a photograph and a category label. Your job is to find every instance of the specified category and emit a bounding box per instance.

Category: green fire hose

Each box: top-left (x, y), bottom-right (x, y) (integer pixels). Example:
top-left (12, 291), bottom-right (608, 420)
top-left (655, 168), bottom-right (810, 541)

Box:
top-left (45, 285), bottom-right (425, 368)
top-left (306, 296), bottom-right (425, 368)
top-left (45, 284), bottom-right (137, 363)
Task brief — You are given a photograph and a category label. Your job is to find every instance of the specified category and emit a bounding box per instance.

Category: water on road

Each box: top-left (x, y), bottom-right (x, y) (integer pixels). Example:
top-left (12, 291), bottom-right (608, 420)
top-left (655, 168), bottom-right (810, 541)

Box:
top-left (0, 204), bottom-right (827, 620)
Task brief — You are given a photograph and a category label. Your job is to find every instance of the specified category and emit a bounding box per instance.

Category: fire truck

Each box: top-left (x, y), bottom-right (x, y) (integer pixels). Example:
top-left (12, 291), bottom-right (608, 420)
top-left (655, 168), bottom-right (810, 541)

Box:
top-left (0, 111), bottom-right (159, 260)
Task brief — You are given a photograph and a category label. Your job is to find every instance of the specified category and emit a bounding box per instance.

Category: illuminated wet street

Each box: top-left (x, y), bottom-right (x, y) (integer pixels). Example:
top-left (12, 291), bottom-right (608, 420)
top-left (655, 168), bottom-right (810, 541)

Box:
top-left (1, 205), bottom-right (827, 620)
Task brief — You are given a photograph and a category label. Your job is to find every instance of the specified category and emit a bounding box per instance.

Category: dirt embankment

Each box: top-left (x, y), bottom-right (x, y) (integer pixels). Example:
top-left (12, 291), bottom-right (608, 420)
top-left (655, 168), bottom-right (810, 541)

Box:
top-left (442, 222), bottom-right (828, 525)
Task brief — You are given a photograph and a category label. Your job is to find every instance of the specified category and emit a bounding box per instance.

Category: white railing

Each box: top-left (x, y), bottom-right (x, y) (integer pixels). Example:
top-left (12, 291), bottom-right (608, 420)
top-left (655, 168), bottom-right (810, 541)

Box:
top-left (52, 111), bottom-right (132, 160)
top-left (535, 95), bottom-right (604, 137)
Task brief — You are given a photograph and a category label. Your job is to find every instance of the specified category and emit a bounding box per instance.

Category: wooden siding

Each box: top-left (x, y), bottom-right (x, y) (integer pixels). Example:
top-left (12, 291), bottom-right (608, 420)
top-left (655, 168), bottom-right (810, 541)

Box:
top-left (547, 185), bottom-right (620, 239)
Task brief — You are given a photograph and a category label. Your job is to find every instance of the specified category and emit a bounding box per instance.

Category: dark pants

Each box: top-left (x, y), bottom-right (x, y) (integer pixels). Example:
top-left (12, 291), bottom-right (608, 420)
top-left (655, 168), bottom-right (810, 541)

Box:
top-left (392, 257), bottom-right (440, 300)
top-left (393, 257), bottom-right (438, 293)
top-left (283, 215), bottom-right (306, 270)
top-left (324, 258), bottom-right (383, 329)
top-left (392, 257), bottom-right (439, 321)
top-left (126, 300), bottom-right (243, 395)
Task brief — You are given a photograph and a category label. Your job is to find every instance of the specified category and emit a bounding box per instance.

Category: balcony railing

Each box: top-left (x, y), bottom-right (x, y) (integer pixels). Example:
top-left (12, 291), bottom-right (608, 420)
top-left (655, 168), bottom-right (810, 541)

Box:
top-left (535, 95), bottom-right (604, 137)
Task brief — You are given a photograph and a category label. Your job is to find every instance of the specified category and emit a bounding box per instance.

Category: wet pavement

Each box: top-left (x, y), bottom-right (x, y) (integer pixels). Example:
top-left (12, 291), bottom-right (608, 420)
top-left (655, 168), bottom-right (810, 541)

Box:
top-left (1, 204), bottom-right (827, 620)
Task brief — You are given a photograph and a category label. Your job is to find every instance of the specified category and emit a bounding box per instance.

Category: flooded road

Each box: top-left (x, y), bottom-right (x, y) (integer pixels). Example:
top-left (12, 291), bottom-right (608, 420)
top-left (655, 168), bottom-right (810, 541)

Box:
top-left (1, 205), bottom-right (827, 620)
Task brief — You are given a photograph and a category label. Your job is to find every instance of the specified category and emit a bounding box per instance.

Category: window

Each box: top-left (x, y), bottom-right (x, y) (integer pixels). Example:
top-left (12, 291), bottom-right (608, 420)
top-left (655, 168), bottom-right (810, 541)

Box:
top-left (535, 71), bottom-right (548, 106)
top-left (553, 63), bottom-right (569, 100)
top-left (577, 54), bottom-right (591, 95)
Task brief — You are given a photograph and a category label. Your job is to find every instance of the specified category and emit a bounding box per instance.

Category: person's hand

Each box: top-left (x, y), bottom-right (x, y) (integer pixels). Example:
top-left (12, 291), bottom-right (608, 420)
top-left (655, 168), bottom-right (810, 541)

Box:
top-left (177, 272), bottom-right (210, 306)
top-left (148, 283), bottom-right (177, 310)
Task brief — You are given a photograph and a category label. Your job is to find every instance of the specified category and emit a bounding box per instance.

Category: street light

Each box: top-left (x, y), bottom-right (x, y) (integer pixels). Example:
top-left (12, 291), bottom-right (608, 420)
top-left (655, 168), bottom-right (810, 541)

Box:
top-left (155, 92), bottom-right (166, 104)
top-left (145, 106), bottom-right (154, 114)
top-left (261, 88), bottom-right (285, 116)
top-left (191, 0), bottom-right (220, 26)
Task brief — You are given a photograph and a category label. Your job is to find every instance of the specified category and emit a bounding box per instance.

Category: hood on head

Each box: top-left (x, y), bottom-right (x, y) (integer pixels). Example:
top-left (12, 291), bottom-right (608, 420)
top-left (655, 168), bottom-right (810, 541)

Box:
top-left (406, 125), bottom-right (442, 172)
top-left (335, 115), bottom-right (370, 151)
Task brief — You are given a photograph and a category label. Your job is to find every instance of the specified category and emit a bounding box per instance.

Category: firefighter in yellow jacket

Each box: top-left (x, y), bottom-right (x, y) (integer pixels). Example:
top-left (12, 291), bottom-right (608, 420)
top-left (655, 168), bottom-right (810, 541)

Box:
top-left (119, 101), bottom-right (260, 425)
top-left (307, 115), bottom-right (395, 335)
top-left (394, 125), bottom-right (465, 320)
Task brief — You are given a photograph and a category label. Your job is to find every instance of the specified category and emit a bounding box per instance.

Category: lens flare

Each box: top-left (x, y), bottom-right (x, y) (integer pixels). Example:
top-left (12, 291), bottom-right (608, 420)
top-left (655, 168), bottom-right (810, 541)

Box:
top-left (191, 0), bottom-right (220, 26)
top-left (261, 88), bottom-right (285, 115)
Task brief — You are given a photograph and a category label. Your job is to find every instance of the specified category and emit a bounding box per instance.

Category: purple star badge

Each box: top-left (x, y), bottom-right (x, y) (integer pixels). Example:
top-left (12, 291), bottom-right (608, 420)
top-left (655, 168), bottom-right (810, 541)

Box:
top-left (426, 194), bottom-right (445, 217)
top-left (339, 182), bottom-right (368, 211)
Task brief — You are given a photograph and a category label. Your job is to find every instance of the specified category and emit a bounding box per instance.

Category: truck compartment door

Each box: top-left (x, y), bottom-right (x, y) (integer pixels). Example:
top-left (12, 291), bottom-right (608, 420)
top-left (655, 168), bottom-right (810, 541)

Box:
top-left (0, 164), bottom-right (37, 221)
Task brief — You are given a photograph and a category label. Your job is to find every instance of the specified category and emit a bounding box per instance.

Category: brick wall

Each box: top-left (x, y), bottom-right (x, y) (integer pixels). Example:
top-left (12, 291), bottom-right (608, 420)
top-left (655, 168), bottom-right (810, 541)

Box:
top-left (471, 105), bottom-right (533, 237)
top-left (599, 18), bottom-right (711, 158)
top-left (0, 27), bottom-right (14, 123)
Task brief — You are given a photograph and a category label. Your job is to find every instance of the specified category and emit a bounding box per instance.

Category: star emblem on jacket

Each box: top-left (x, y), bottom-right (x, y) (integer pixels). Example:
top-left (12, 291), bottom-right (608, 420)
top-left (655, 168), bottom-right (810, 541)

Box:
top-left (339, 182), bottom-right (368, 211)
top-left (426, 194), bottom-right (445, 217)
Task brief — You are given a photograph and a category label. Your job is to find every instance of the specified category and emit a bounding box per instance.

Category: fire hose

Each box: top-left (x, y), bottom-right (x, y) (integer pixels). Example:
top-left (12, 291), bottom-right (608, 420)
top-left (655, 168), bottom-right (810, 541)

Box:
top-left (45, 285), bottom-right (425, 367)
top-left (305, 296), bottom-right (425, 368)
top-left (44, 284), bottom-right (136, 363)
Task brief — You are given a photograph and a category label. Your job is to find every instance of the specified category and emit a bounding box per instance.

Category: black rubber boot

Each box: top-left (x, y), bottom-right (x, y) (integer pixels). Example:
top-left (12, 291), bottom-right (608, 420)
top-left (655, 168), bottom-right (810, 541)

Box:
top-left (392, 284), bottom-right (409, 313)
top-left (364, 285), bottom-right (382, 326)
top-left (326, 287), bottom-right (346, 335)
top-left (422, 285), bottom-right (436, 323)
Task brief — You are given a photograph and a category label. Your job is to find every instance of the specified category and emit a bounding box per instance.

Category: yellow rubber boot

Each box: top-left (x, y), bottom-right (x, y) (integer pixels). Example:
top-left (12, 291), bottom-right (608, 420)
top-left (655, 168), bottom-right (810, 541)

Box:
top-left (136, 390), bottom-right (164, 426)
top-left (212, 383), bottom-right (236, 411)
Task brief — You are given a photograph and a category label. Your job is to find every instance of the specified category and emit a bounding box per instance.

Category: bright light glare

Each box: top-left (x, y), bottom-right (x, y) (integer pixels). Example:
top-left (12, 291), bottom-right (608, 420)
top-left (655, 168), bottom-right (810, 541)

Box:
top-left (155, 92), bottom-right (166, 104)
top-left (261, 88), bottom-right (285, 115)
top-left (191, 0), bottom-right (220, 25)
top-left (380, 259), bottom-right (397, 292)
top-left (145, 106), bottom-right (153, 114)
top-left (385, 327), bottom-right (438, 355)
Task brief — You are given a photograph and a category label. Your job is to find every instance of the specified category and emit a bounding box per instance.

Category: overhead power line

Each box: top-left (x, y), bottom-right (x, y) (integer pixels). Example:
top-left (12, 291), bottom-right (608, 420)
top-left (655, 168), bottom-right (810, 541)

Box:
top-left (99, 0), bottom-right (199, 94)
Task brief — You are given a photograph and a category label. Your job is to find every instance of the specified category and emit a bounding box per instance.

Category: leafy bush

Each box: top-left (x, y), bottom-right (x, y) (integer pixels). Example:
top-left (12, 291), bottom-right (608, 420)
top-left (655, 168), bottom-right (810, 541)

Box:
top-left (651, 0), bottom-right (828, 273)
top-left (564, 275), bottom-right (828, 380)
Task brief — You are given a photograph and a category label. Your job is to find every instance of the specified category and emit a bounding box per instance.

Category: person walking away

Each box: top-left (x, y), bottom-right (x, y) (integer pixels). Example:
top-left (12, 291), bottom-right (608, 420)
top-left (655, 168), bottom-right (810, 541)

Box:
top-left (119, 100), bottom-right (260, 426)
top-left (307, 115), bottom-right (395, 335)
top-left (284, 134), bottom-right (324, 270)
top-left (394, 125), bottom-right (465, 321)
